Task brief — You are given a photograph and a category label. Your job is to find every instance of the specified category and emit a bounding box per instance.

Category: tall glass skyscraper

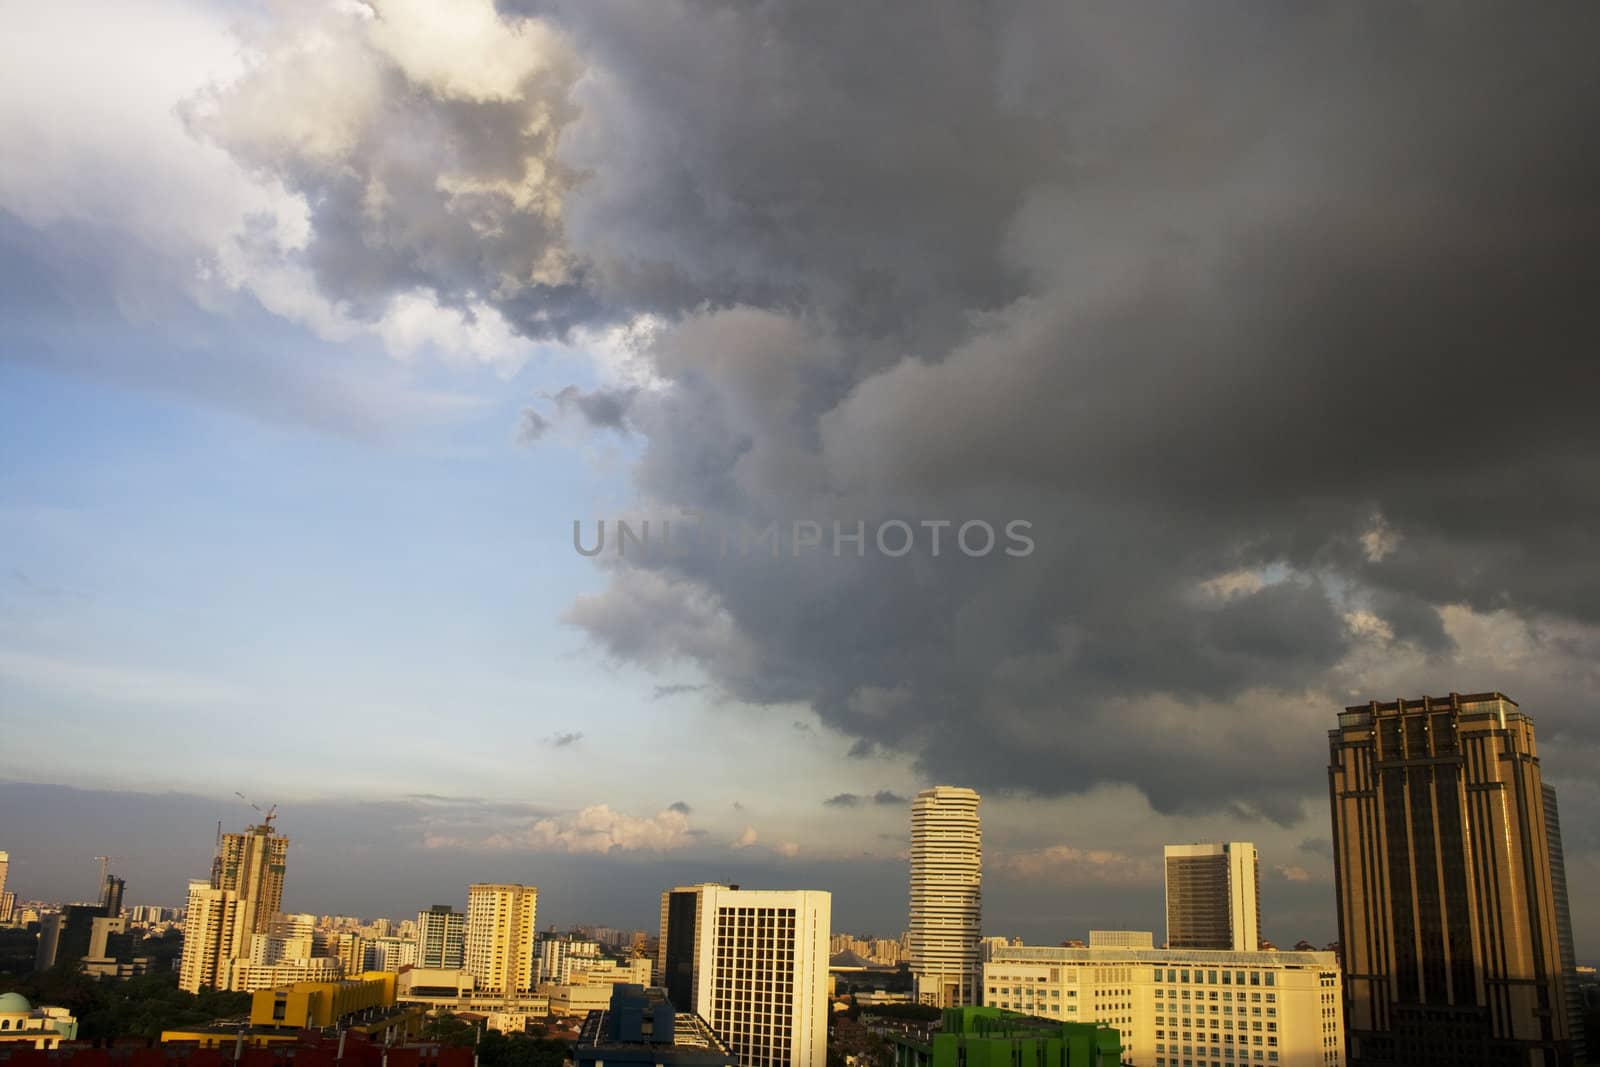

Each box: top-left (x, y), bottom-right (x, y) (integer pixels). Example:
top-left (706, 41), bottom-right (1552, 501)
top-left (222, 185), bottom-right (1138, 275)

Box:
top-left (1329, 692), bottom-right (1575, 1066)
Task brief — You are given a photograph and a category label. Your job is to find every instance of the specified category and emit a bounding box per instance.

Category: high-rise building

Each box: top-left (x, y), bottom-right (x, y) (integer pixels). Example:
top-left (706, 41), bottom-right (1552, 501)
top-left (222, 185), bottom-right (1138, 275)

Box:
top-left (365, 935), bottom-right (419, 973)
top-left (100, 875), bottom-right (125, 919)
top-left (1543, 785), bottom-right (1585, 1066)
top-left (418, 905), bottom-right (466, 969)
top-left (35, 905), bottom-right (107, 971)
top-left (465, 883), bottom-right (538, 995)
top-left (1329, 692), bottom-right (1576, 1066)
top-left (983, 936), bottom-right (1342, 1067)
top-left (656, 884), bottom-right (829, 1067)
top-left (178, 880), bottom-right (240, 993)
top-left (0, 851), bottom-right (9, 905)
top-left (1163, 843), bottom-right (1259, 952)
top-left (214, 820), bottom-right (290, 963)
top-left (909, 786), bottom-right (982, 1008)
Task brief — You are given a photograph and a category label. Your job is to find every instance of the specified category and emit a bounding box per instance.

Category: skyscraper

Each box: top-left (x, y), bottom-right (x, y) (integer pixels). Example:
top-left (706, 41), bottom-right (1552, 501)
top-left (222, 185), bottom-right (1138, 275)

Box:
top-left (1329, 692), bottom-right (1575, 1066)
top-left (178, 880), bottom-right (239, 993)
top-left (418, 904), bottom-right (466, 969)
top-left (99, 874), bottom-right (125, 919)
top-left (1543, 785), bottom-right (1585, 1066)
top-left (656, 883), bottom-right (830, 1067)
top-left (465, 883), bottom-right (538, 995)
top-left (909, 786), bottom-right (982, 1008)
top-left (0, 851), bottom-right (9, 903)
top-left (1163, 842), bottom-right (1260, 952)
top-left (214, 819), bottom-right (289, 961)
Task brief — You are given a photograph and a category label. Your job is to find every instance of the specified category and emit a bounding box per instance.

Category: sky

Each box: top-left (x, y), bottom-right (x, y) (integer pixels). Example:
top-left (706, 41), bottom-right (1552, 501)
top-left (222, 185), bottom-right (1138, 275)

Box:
top-left (1, 0), bottom-right (1598, 956)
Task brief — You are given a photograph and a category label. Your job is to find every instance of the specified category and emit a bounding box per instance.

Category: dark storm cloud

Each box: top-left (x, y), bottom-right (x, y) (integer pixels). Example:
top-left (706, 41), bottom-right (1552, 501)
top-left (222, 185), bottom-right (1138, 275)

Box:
top-left (202, 2), bottom-right (1600, 825)
top-left (668, 800), bottom-right (692, 815)
top-left (873, 791), bottom-right (907, 806)
top-left (823, 793), bottom-right (862, 808)
top-left (551, 384), bottom-right (635, 430)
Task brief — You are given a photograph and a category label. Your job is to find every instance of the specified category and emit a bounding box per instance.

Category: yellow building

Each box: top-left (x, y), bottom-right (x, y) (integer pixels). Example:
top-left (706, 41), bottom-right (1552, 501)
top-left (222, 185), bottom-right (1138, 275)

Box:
top-left (163, 972), bottom-right (422, 1047)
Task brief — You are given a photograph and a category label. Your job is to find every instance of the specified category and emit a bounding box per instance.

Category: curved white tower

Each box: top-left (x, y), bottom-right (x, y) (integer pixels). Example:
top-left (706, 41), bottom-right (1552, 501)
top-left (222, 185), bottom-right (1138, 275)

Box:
top-left (908, 785), bottom-right (981, 1007)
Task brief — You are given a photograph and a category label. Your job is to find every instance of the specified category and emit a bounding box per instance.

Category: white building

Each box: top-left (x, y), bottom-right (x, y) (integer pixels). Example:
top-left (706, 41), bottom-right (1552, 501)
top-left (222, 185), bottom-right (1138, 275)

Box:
top-left (908, 786), bottom-right (982, 1007)
top-left (178, 881), bottom-right (239, 993)
top-left (465, 883), bottom-right (538, 995)
top-left (983, 935), bottom-right (1344, 1067)
top-left (417, 905), bottom-right (465, 969)
top-left (228, 956), bottom-right (344, 993)
top-left (535, 935), bottom-right (601, 984)
top-left (365, 935), bottom-right (418, 972)
top-left (659, 884), bottom-right (830, 1067)
top-left (1164, 843), bottom-right (1260, 953)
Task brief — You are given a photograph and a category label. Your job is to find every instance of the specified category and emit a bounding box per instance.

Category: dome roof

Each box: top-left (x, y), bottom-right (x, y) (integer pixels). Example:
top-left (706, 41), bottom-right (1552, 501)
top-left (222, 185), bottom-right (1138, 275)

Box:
top-left (0, 992), bottom-right (31, 1013)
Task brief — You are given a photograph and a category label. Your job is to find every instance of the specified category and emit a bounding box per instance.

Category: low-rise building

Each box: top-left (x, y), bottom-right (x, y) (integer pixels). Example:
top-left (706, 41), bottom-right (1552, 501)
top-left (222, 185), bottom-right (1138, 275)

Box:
top-left (395, 967), bottom-right (548, 1019)
top-left (161, 972), bottom-right (422, 1048)
top-left (0, 994), bottom-right (77, 1049)
top-left (886, 1007), bottom-right (1121, 1067)
top-left (983, 936), bottom-right (1344, 1067)
top-left (575, 984), bottom-right (736, 1067)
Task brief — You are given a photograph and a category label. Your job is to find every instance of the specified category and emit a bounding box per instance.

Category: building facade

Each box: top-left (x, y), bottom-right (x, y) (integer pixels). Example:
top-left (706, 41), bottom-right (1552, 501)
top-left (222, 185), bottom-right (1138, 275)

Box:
top-left (909, 786), bottom-right (982, 1008)
top-left (178, 881), bottom-right (239, 992)
top-left (215, 822), bottom-right (290, 962)
top-left (1164, 844), bottom-right (1259, 953)
top-left (1542, 786), bottom-right (1586, 1065)
top-left (417, 905), bottom-right (465, 969)
top-left (1329, 692), bottom-right (1575, 1066)
top-left (983, 938), bottom-right (1343, 1067)
top-left (465, 883), bottom-right (538, 995)
top-left (658, 883), bottom-right (830, 1067)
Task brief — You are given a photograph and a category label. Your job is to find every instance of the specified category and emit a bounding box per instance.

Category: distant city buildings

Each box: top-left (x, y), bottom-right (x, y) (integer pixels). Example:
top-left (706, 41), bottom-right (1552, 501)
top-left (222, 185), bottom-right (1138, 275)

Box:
top-left (1330, 692), bottom-right (1577, 1065)
top-left (658, 883), bottom-right (830, 1067)
top-left (984, 933), bottom-right (1344, 1067)
top-left (908, 786), bottom-right (982, 1008)
top-left (465, 883), bottom-right (539, 996)
top-left (417, 904), bottom-right (465, 969)
top-left (1163, 843), bottom-right (1260, 952)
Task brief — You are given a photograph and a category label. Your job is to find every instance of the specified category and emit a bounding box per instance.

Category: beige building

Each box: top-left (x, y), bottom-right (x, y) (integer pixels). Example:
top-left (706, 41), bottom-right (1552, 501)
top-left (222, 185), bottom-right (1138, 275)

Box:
top-left (984, 935), bottom-right (1344, 1067)
top-left (178, 880), bottom-right (240, 993)
top-left (1330, 692), bottom-right (1577, 1066)
top-left (216, 822), bottom-right (290, 961)
top-left (908, 786), bottom-right (982, 1007)
top-left (1165, 843), bottom-right (1260, 953)
top-left (465, 883), bottom-right (538, 995)
top-left (0, 993), bottom-right (77, 1049)
top-left (228, 955), bottom-right (343, 993)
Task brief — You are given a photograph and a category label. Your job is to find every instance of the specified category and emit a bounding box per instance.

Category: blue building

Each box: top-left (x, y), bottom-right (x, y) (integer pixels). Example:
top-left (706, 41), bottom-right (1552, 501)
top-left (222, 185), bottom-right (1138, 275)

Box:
top-left (576, 985), bottom-right (737, 1067)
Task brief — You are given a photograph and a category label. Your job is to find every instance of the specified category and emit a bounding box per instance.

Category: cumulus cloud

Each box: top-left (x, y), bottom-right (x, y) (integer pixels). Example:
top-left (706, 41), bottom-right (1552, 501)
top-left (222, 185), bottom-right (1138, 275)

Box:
top-left (993, 845), bottom-right (1158, 887)
top-left (1275, 865), bottom-right (1316, 883)
top-left (732, 825), bottom-right (759, 849)
top-left (485, 803), bottom-right (694, 854)
top-left (823, 793), bottom-right (861, 808)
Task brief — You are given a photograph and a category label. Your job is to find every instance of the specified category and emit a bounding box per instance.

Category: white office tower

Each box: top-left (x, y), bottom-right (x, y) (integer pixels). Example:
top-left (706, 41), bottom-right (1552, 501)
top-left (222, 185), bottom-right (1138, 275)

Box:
top-left (658, 883), bottom-right (830, 1067)
top-left (417, 905), bottom-right (466, 969)
top-left (178, 880), bottom-right (240, 993)
top-left (1164, 843), bottom-right (1260, 952)
top-left (908, 786), bottom-right (982, 1007)
top-left (465, 883), bottom-right (538, 995)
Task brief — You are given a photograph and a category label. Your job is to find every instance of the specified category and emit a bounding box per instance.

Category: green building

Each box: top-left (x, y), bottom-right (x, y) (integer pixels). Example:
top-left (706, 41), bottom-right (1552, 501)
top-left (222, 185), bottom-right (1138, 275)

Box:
top-left (887, 1007), bottom-right (1122, 1067)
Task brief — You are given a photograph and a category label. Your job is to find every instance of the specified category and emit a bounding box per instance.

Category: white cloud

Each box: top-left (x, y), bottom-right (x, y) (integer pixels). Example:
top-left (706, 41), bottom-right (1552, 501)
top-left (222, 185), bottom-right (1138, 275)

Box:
top-left (992, 843), bottom-right (1157, 886)
top-left (489, 803), bottom-right (694, 854)
top-left (732, 825), bottom-right (759, 849)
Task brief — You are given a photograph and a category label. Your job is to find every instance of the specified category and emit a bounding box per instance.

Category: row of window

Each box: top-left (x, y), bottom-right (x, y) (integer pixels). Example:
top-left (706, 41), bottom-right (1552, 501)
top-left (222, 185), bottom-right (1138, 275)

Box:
top-left (1156, 970), bottom-right (1278, 987)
